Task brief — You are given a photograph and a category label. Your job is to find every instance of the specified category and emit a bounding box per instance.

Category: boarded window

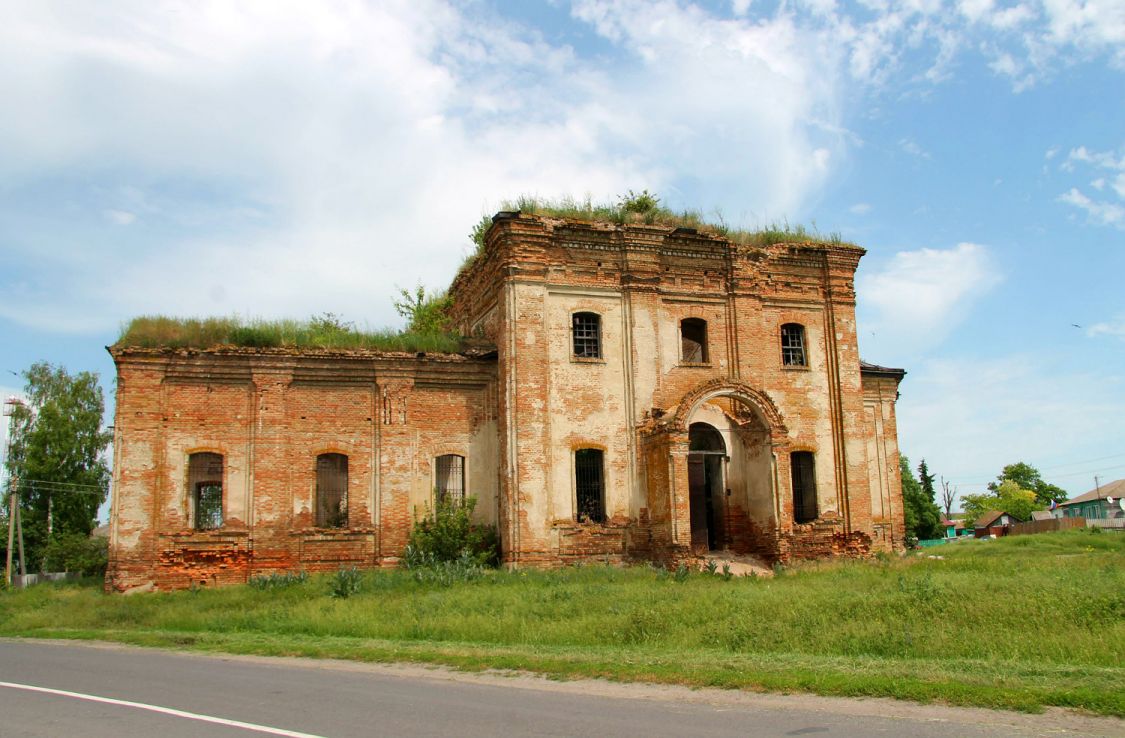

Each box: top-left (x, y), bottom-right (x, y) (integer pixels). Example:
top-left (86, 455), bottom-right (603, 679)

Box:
top-left (316, 453), bottom-right (348, 527)
top-left (781, 323), bottom-right (807, 366)
top-left (791, 451), bottom-right (817, 523)
top-left (680, 318), bottom-right (708, 363)
top-left (188, 452), bottom-right (223, 530)
top-left (572, 312), bottom-right (601, 359)
top-left (575, 449), bottom-right (606, 523)
top-left (435, 454), bottom-right (465, 506)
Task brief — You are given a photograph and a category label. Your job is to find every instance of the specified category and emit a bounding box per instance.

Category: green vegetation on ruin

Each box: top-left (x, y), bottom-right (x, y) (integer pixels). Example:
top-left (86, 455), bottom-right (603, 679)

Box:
top-left (470, 192), bottom-right (852, 250)
top-left (2, 530), bottom-right (1123, 716)
top-left (114, 314), bottom-right (465, 354)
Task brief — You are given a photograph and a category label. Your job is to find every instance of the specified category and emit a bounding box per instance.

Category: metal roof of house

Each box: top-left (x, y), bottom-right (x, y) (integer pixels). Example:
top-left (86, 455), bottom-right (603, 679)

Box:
top-left (1057, 478), bottom-right (1125, 506)
top-left (974, 510), bottom-right (1009, 528)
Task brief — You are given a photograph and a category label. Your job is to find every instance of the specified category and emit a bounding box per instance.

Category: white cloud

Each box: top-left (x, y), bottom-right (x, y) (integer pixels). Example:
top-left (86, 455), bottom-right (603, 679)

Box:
top-left (857, 242), bottom-right (1002, 359)
top-left (0, 2), bottom-right (1121, 334)
top-left (1057, 144), bottom-right (1125, 228)
top-left (1088, 315), bottom-right (1125, 339)
top-left (1058, 187), bottom-right (1125, 227)
top-left (849, 202), bottom-right (872, 214)
top-left (103, 209), bottom-right (136, 225)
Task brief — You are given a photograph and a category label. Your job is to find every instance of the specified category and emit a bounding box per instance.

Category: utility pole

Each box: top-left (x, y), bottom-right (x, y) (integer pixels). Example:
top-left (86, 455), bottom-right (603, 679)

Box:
top-left (4, 396), bottom-right (26, 586)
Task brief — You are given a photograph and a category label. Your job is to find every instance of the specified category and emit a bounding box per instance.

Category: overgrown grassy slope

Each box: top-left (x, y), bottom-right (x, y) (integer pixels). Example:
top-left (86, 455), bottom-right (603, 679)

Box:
top-left (1, 530), bottom-right (1122, 715)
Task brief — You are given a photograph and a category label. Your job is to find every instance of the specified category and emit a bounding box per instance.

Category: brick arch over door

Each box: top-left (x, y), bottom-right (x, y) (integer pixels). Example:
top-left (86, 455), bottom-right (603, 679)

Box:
top-left (670, 379), bottom-right (788, 440)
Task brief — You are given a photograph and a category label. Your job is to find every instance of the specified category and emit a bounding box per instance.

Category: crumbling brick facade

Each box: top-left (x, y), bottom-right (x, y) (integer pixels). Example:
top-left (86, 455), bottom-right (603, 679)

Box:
top-left (107, 212), bottom-right (905, 591)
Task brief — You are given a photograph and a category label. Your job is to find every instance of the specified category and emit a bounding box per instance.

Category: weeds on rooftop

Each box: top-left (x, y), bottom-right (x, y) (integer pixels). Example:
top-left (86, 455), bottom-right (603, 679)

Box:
top-left (115, 314), bottom-right (464, 353)
top-left (464, 192), bottom-right (853, 271)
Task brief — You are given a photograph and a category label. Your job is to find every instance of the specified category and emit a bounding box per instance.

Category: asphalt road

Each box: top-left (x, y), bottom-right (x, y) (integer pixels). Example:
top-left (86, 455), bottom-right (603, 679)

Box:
top-left (0, 640), bottom-right (1119, 737)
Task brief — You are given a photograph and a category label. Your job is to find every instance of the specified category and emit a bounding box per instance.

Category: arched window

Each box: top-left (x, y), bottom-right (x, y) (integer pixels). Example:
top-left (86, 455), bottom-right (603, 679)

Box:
top-left (781, 323), bottom-right (807, 366)
top-left (574, 448), bottom-right (606, 523)
top-left (316, 453), bottom-right (348, 528)
top-left (680, 318), bottom-right (708, 363)
top-left (188, 452), bottom-right (223, 530)
top-left (791, 451), bottom-right (817, 523)
top-left (572, 312), bottom-right (601, 359)
top-left (435, 454), bottom-right (465, 506)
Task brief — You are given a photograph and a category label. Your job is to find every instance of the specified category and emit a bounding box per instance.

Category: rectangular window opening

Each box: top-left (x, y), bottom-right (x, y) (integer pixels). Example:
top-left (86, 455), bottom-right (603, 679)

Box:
top-left (781, 324), bottom-right (807, 367)
top-left (680, 318), bottom-right (708, 363)
top-left (791, 451), bottom-right (817, 524)
top-left (188, 452), bottom-right (224, 530)
top-left (436, 454), bottom-right (465, 506)
top-left (572, 313), bottom-right (602, 359)
top-left (316, 453), bottom-right (349, 528)
top-left (575, 449), bottom-right (606, 523)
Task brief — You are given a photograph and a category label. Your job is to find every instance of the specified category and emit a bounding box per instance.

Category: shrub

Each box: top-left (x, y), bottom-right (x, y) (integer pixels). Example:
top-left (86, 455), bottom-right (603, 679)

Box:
top-left (330, 567), bottom-right (363, 598)
top-left (43, 533), bottom-right (108, 577)
top-left (405, 496), bottom-right (499, 568)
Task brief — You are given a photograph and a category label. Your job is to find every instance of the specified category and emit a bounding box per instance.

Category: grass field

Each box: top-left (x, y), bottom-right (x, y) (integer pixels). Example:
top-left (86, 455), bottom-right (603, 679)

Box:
top-left (1, 529), bottom-right (1122, 716)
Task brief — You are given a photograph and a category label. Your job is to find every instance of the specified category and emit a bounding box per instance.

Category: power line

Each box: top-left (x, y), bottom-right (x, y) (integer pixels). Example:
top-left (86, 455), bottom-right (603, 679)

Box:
top-left (17, 478), bottom-right (104, 490)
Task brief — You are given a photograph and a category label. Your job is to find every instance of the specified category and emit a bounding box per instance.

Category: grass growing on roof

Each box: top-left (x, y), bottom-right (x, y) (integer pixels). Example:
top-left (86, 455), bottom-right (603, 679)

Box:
top-left (2, 529), bottom-right (1123, 716)
top-left (467, 192), bottom-right (852, 253)
top-left (115, 315), bottom-right (464, 353)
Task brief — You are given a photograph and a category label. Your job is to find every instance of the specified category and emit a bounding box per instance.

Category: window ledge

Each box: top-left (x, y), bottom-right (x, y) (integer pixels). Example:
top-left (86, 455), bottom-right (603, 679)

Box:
top-left (571, 356), bottom-right (607, 364)
top-left (781, 364), bottom-right (811, 372)
top-left (678, 362), bottom-right (713, 368)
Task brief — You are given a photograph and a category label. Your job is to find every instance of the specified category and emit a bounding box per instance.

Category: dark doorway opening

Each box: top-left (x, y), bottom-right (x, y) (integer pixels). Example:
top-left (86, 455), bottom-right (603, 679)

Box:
top-left (688, 422), bottom-right (727, 553)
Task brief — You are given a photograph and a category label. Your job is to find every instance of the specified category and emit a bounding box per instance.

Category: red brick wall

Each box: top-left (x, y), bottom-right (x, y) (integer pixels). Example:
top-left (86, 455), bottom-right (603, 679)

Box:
top-left (107, 349), bottom-right (497, 591)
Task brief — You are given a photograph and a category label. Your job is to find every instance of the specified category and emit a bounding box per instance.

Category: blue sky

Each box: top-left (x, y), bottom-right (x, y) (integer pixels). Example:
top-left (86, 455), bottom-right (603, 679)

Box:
top-left (1, 0), bottom-right (1123, 515)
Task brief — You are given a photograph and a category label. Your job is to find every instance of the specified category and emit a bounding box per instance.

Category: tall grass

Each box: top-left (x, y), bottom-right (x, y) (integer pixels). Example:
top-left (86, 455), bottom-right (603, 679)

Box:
top-left (115, 316), bottom-right (464, 353)
top-left (2, 530), bottom-right (1121, 714)
top-left (482, 195), bottom-right (852, 249)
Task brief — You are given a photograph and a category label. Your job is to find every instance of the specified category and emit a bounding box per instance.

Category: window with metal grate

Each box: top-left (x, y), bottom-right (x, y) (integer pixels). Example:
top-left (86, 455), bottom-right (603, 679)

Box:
top-left (781, 323), bottom-right (807, 366)
top-left (316, 453), bottom-right (348, 527)
top-left (435, 454), bottom-right (465, 505)
top-left (188, 452), bottom-right (224, 530)
top-left (575, 448), bottom-right (606, 523)
top-left (572, 312), bottom-right (602, 359)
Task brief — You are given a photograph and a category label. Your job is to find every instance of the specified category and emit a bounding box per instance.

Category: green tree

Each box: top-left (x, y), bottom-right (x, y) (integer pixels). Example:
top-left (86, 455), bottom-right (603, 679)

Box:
top-left (987, 462), bottom-right (1067, 505)
top-left (961, 480), bottom-right (1043, 525)
top-left (901, 456), bottom-right (942, 543)
top-left (393, 284), bottom-right (453, 335)
top-left (4, 362), bottom-right (111, 572)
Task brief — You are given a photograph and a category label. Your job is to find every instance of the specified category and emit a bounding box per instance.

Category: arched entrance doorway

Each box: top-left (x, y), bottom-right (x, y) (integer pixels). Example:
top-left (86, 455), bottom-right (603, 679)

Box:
top-left (688, 422), bottom-right (726, 553)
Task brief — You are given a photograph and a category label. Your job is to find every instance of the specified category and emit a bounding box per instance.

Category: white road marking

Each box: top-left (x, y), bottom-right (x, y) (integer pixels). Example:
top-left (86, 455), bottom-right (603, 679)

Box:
top-left (0, 680), bottom-right (326, 737)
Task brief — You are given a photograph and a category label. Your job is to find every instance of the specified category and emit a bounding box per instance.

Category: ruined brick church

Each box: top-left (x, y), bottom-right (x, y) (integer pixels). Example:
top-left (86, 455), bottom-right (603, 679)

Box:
top-left (107, 212), bottom-right (906, 591)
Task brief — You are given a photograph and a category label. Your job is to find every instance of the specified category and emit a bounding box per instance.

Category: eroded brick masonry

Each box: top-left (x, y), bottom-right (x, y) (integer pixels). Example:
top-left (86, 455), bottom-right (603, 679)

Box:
top-left (108, 213), bottom-right (905, 591)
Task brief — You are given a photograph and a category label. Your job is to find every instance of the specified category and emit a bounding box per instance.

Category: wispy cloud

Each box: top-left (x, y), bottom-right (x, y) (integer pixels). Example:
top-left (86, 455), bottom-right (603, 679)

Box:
top-left (858, 242), bottom-right (1002, 360)
top-left (849, 202), bottom-right (872, 215)
top-left (899, 138), bottom-right (931, 159)
top-left (1088, 315), bottom-right (1125, 340)
top-left (103, 209), bottom-right (137, 226)
top-left (1056, 144), bottom-right (1125, 228)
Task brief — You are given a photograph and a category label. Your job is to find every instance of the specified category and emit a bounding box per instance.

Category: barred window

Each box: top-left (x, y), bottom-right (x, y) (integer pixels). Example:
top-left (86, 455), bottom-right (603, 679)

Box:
top-left (575, 449), bottom-right (606, 523)
top-left (781, 323), bottom-right (807, 367)
top-left (680, 318), bottom-right (708, 363)
top-left (572, 312), bottom-right (601, 359)
top-left (791, 451), bottom-right (817, 524)
top-left (316, 453), bottom-right (348, 528)
top-left (188, 452), bottom-right (223, 531)
top-left (435, 454), bottom-right (465, 506)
